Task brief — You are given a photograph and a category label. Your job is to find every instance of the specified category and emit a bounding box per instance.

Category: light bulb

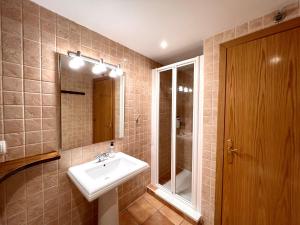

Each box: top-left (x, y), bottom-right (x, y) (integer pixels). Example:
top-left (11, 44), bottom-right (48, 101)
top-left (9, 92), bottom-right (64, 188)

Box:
top-left (115, 67), bottom-right (123, 76)
top-left (189, 88), bottom-right (193, 93)
top-left (92, 63), bottom-right (107, 75)
top-left (69, 56), bottom-right (84, 70)
top-left (109, 69), bottom-right (118, 78)
top-left (184, 87), bottom-right (188, 93)
top-left (178, 86), bottom-right (183, 92)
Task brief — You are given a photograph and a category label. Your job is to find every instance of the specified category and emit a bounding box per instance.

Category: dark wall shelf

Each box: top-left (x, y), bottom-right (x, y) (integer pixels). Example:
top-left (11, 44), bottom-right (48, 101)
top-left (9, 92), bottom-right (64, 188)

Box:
top-left (0, 151), bottom-right (60, 183)
top-left (61, 90), bottom-right (85, 95)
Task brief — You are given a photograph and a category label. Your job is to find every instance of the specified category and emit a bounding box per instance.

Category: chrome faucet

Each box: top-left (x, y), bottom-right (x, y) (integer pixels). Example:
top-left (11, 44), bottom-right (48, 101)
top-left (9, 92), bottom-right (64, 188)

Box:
top-left (96, 152), bottom-right (110, 162)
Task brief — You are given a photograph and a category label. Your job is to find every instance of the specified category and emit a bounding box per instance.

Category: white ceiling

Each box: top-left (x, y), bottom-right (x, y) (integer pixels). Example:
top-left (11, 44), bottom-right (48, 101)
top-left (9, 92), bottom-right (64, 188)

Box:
top-left (33, 0), bottom-right (294, 65)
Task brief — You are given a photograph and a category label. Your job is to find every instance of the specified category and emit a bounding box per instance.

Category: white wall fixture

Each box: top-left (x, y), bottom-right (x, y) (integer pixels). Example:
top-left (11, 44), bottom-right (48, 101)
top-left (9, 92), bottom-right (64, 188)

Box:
top-left (151, 55), bottom-right (204, 222)
top-left (68, 51), bottom-right (123, 77)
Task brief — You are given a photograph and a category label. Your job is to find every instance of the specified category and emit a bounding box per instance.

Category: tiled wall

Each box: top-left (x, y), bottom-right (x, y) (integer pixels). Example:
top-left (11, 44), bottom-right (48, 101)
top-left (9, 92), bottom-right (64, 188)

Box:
top-left (201, 3), bottom-right (299, 225)
top-left (0, 0), bottom-right (159, 225)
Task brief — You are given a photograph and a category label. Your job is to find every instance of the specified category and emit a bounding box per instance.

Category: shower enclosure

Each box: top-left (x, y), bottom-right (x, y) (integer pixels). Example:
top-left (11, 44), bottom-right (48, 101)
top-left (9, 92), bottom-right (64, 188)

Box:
top-left (151, 56), bottom-right (204, 221)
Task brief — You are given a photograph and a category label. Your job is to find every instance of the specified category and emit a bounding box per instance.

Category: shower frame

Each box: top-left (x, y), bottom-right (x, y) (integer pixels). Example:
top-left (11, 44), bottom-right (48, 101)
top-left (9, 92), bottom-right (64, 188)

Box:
top-left (151, 56), bottom-right (204, 218)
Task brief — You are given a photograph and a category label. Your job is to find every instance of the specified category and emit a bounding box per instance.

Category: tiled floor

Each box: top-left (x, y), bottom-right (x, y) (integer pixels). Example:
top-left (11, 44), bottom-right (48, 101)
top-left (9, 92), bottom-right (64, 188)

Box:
top-left (120, 193), bottom-right (192, 225)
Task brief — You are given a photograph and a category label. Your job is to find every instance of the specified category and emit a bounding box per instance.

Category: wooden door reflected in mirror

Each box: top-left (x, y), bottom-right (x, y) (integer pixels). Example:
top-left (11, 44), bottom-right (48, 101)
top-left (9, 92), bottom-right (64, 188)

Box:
top-left (93, 77), bottom-right (115, 143)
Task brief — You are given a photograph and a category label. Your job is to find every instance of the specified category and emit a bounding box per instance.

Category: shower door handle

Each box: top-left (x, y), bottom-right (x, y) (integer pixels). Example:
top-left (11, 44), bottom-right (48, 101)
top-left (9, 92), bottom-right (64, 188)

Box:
top-left (227, 139), bottom-right (238, 164)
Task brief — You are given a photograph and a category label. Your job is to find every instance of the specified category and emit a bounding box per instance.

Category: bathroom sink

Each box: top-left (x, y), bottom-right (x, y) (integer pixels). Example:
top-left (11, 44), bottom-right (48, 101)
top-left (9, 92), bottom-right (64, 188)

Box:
top-left (68, 152), bottom-right (149, 202)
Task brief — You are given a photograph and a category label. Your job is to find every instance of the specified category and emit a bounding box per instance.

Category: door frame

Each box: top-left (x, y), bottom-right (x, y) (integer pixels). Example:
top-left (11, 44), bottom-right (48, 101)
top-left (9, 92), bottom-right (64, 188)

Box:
top-left (215, 17), bottom-right (300, 225)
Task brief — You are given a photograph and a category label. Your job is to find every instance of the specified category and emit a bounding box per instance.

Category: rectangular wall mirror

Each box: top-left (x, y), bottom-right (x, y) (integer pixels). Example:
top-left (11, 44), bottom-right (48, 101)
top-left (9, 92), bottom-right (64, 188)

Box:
top-left (59, 54), bottom-right (125, 151)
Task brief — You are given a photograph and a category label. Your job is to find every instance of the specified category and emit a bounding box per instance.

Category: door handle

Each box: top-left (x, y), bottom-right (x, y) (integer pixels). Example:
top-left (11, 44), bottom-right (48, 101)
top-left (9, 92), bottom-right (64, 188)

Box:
top-left (227, 139), bottom-right (238, 164)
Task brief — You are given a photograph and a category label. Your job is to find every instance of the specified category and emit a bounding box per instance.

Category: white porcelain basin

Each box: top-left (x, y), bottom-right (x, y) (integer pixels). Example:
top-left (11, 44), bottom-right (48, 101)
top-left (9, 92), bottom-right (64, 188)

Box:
top-left (68, 152), bottom-right (149, 202)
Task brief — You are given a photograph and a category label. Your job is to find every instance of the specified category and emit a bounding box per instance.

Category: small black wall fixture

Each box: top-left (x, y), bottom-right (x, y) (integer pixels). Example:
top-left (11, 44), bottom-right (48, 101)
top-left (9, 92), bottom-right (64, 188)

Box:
top-left (61, 90), bottom-right (85, 95)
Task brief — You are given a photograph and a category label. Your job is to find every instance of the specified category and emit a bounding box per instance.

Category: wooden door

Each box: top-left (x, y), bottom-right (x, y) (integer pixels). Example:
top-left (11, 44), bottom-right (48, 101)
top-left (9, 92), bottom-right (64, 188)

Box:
top-left (93, 78), bottom-right (115, 142)
top-left (221, 27), bottom-right (300, 225)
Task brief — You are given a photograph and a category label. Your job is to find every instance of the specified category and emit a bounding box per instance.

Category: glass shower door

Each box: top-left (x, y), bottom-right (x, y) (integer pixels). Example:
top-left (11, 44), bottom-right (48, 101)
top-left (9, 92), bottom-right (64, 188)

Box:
top-left (175, 63), bottom-right (194, 202)
top-left (155, 56), bottom-right (201, 208)
top-left (158, 69), bottom-right (173, 192)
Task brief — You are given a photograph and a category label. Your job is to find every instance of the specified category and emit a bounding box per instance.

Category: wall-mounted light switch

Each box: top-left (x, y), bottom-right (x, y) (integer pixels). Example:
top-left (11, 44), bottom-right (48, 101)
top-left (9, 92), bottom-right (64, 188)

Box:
top-left (0, 140), bottom-right (6, 154)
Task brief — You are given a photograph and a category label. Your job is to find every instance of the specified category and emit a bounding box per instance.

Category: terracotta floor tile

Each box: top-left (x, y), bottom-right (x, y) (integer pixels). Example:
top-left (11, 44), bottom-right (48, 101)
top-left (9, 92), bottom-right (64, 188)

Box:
top-left (142, 211), bottom-right (174, 225)
top-left (120, 210), bottom-right (139, 225)
top-left (143, 193), bottom-right (164, 209)
top-left (159, 206), bottom-right (183, 225)
top-left (127, 197), bottom-right (157, 224)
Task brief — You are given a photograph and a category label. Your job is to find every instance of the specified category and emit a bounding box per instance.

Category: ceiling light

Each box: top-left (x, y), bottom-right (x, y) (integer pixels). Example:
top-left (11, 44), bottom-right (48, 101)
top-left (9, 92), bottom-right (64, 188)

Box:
top-left (92, 60), bottom-right (107, 75)
top-left (160, 40), bottom-right (168, 49)
top-left (184, 87), bottom-right (188, 93)
top-left (178, 86), bottom-right (183, 92)
top-left (189, 88), bottom-right (193, 93)
top-left (69, 56), bottom-right (84, 70)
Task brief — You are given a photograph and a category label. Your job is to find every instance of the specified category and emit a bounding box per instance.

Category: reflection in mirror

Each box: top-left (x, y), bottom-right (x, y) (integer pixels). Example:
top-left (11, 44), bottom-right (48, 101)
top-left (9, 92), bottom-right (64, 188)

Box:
top-left (59, 54), bottom-right (125, 151)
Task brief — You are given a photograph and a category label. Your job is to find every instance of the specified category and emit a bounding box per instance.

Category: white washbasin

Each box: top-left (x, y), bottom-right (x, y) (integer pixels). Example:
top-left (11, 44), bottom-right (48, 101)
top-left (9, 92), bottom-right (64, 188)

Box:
top-left (68, 152), bottom-right (149, 202)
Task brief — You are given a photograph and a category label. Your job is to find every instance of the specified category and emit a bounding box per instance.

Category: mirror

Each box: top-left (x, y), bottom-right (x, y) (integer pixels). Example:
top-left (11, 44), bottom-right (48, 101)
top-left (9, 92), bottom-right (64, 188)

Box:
top-left (59, 54), bottom-right (125, 151)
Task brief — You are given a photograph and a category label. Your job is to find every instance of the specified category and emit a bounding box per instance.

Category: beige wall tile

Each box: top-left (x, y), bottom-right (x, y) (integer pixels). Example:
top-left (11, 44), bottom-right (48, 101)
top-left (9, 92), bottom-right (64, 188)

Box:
top-left (23, 0), bottom-right (40, 15)
top-left (42, 130), bottom-right (56, 143)
top-left (3, 62), bottom-right (22, 78)
top-left (41, 44), bottom-right (56, 70)
top-left (24, 79), bottom-right (41, 93)
top-left (24, 66), bottom-right (41, 80)
top-left (4, 132), bottom-right (24, 147)
top-left (4, 105), bottom-right (24, 119)
top-left (5, 146), bottom-right (25, 161)
top-left (42, 94), bottom-right (56, 106)
top-left (25, 118), bottom-right (42, 131)
top-left (25, 143), bottom-right (42, 156)
top-left (42, 69), bottom-right (56, 82)
top-left (42, 106), bottom-right (56, 118)
top-left (40, 6), bottom-right (56, 22)
top-left (41, 19), bottom-right (56, 46)
top-left (25, 131), bottom-right (42, 144)
top-left (3, 76), bottom-right (23, 92)
top-left (4, 119), bottom-right (24, 133)
top-left (24, 106), bottom-right (42, 119)
top-left (2, 1), bottom-right (22, 36)
top-left (42, 81), bottom-right (56, 94)
top-left (23, 39), bottom-right (41, 68)
top-left (23, 12), bottom-right (40, 42)
top-left (25, 93), bottom-right (41, 106)
top-left (42, 118), bottom-right (56, 130)
top-left (3, 91), bottom-right (23, 105)
top-left (2, 33), bottom-right (22, 64)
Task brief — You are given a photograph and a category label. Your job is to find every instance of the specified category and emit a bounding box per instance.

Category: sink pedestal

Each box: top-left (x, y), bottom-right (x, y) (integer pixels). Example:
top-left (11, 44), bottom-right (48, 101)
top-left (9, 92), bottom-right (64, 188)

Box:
top-left (98, 188), bottom-right (119, 225)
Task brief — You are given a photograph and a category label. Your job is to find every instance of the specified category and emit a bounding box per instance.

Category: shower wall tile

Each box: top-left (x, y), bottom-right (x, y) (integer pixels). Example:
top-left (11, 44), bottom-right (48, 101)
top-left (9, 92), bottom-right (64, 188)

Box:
top-left (0, 0), bottom-right (159, 224)
top-left (202, 4), bottom-right (299, 225)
